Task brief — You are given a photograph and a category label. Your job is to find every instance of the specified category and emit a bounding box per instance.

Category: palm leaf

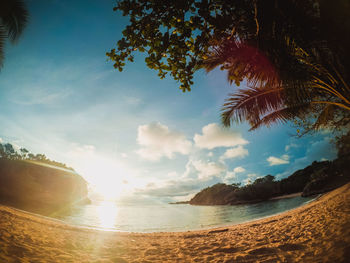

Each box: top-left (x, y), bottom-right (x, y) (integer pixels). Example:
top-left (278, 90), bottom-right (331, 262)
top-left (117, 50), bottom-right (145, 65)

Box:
top-left (221, 85), bottom-right (284, 127)
top-left (312, 104), bottom-right (334, 130)
top-left (0, 26), bottom-right (6, 67)
top-left (249, 103), bottom-right (311, 131)
top-left (1, 0), bottom-right (29, 43)
top-left (204, 39), bottom-right (279, 87)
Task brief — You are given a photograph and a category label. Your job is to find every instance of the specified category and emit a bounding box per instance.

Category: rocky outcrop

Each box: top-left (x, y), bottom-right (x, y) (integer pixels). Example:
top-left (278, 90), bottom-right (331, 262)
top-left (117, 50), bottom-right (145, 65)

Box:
top-left (188, 156), bottom-right (350, 205)
top-left (0, 159), bottom-right (89, 215)
top-left (189, 184), bottom-right (238, 205)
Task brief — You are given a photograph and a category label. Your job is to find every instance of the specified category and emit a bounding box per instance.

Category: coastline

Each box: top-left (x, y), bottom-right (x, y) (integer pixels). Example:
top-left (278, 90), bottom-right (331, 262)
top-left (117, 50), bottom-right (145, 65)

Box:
top-left (269, 192), bottom-right (302, 200)
top-left (1, 184), bottom-right (350, 262)
top-left (187, 192), bottom-right (305, 206)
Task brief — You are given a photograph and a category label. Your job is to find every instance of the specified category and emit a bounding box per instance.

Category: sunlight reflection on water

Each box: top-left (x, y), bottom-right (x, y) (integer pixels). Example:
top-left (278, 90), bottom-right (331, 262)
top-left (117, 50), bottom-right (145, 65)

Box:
top-left (53, 195), bottom-right (316, 232)
top-left (95, 201), bottom-right (119, 229)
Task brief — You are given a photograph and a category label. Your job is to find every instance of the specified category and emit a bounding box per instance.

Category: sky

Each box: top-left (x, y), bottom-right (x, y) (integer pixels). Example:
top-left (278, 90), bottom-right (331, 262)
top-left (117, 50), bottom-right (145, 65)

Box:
top-left (0, 0), bottom-right (337, 203)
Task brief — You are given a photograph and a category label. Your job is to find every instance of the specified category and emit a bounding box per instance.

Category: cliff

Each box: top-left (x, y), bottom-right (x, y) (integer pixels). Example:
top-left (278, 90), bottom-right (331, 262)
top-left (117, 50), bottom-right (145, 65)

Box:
top-left (0, 159), bottom-right (89, 215)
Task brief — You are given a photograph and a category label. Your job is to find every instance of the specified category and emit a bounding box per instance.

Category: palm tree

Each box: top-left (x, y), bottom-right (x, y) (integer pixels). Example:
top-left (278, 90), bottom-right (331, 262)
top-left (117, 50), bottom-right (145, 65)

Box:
top-left (204, 38), bottom-right (350, 132)
top-left (0, 0), bottom-right (29, 68)
top-left (203, 0), bottom-right (350, 133)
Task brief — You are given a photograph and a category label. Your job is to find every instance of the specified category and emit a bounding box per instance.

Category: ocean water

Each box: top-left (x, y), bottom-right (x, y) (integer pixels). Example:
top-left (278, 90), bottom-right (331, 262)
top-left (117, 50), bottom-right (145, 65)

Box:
top-left (52, 196), bottom-right (315, 232)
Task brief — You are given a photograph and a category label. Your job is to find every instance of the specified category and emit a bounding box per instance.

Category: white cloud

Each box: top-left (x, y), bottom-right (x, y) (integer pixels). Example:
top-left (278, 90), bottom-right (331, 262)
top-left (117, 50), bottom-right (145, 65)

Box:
top-left (224, 166), bottom-right (246, 182)
top-left (234, 166), bottom-right (246, 173)
top-left (167, 171), bottom-right (179, 178)
top-left (220, 145), bottom-right (249, 161)
top-left (135, 179), bottom-right (199, 198)
top-left (136, 122), bottom-right (192, 161)
top-left (267, 154), bottom-right (290, 166)
top-left (194, 123), bottom-right (248, 149)
top-left (207, 152), bottom-right (214, 157)
top-left (0, 138), bottom-right (2, 143)
top-left (192, 160), bottom-right (226, 179)
top-left (285, 143), bottom-right (298, 151)
top-left (225, 171), bottom-right (236, 181)
top-left (242, 174), bottom-right (259, 185)
top-left (121, 153), bottom-right (128, 158)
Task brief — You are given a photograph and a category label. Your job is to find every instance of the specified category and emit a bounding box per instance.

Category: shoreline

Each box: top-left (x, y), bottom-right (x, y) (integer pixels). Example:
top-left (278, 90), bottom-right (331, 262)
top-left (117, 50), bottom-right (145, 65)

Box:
top-left (2, 191), bottom-right (314, 234)
top-left (269, 192), bottom-right (303, 200)
top-left (0, 194), bottom-right (315, 234)
top-left (1, 184), bottom-right (350, 262)
top-left (186, 192), bottom-right (306, 206)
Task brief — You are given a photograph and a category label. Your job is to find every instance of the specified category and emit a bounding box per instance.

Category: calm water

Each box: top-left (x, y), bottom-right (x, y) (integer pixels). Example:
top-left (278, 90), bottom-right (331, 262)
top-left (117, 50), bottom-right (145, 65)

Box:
top-left (52, 196), bottom-right (315, 232)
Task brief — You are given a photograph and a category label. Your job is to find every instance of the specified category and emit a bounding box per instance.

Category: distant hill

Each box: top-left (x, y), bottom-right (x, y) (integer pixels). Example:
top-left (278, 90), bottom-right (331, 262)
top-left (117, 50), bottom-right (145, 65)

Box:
top-left (189, 154), bottom-right (350, 206)
top-left (0, 159), bottom-right (89, 215)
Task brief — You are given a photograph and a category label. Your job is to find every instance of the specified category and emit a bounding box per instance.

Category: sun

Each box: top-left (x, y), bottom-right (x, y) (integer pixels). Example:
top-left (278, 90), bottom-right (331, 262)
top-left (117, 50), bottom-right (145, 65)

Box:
top-left (74, 155), bottom-right (131, 201)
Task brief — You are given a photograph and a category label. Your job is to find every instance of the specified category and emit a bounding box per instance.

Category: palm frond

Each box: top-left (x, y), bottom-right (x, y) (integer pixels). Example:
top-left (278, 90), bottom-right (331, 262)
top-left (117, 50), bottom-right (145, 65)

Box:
top-left (1, 0), bottom-right (29, 43)
top-left (312, 104), bottom-right (334, 130)
top-left (221, 85), bottom-right (284, 127)
top-left (249, 103), bottom-right (311, 131)
top-left (204, 39), bottom-right (279, 87)
top-left (0, 26), bottom-right (6, 68)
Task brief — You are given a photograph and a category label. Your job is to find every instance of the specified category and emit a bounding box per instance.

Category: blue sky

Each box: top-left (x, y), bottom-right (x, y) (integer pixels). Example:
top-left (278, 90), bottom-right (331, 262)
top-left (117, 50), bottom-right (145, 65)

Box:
top-left (0, 0), bottom-right (337, 202)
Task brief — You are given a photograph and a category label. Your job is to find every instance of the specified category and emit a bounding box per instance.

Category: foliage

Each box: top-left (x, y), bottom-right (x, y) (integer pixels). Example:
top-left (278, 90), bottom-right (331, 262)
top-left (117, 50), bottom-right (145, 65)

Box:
top-left (204, 1), bottom-right (350, 132)
top-left (336, 131), bottom-right (350, 157)
top-left (107, 0), bottom-right (257, 91)
top-left (0, 142), bottom-right (74, 171)
top-left (108, 0), bottom-right (350, 133)
top-left (234, 174), bottom-right (278, 201)
top-left (190, 174), bottom-right (280, 205)
top-left (217, 42), bottom-right (350, 131)
top-left (0, 0), bottom-right (29, 67)
top-left (189, 183), bottom-right (238, 205)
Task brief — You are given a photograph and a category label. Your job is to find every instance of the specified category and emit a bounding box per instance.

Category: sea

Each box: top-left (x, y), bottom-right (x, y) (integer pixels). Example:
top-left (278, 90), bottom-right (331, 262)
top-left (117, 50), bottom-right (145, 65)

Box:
top-left (51, 195), bottom-right (316, 232)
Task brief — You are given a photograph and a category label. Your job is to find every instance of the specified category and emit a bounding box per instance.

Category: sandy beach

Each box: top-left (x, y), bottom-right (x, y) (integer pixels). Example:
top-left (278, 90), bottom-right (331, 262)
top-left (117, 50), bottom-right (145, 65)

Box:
top-left (1, 184), bottom-right (350, 263)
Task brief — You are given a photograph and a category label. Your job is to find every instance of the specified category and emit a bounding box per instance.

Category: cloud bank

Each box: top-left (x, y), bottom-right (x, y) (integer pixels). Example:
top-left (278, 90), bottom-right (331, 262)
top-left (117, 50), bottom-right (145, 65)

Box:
top-left (194, 123), bottom-right (248, 149)
top-left (137, 122), bottom-right (192, 161)
top-left (220, 145), bottom-right (249, 161)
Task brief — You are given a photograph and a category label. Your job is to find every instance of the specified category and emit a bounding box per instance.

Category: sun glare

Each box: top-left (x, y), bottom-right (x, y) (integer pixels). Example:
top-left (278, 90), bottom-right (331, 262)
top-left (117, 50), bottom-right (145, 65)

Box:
top-left (96, 201), bottom-right (119, 229)
top-left (73, 154), bottom-right (133, 201)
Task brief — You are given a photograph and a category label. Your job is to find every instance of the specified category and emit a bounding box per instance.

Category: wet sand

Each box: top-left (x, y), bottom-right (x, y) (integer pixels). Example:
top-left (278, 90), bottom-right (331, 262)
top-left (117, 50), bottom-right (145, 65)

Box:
top-left (1, 183), bottom-right (350, 263)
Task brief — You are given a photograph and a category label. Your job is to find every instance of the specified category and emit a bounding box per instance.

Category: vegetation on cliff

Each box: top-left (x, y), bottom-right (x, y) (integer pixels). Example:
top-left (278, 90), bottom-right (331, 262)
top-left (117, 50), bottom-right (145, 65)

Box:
top-left (190, 132), bottom-right (350, 205)
top-left (190, 156), bottom-right (350, 205)
top-left (0, 142), bottom-right (74, 171)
